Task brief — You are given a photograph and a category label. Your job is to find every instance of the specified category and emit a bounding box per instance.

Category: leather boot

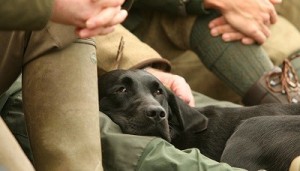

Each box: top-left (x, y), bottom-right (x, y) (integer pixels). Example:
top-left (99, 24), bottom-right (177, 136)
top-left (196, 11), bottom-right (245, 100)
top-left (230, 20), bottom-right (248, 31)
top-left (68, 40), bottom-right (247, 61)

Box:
top-left (22, 39), bottom-right (102, 170)
top-left (0, 118), bottom-right (34, 171)
top-left (242, 58), bottom-right (300, 106)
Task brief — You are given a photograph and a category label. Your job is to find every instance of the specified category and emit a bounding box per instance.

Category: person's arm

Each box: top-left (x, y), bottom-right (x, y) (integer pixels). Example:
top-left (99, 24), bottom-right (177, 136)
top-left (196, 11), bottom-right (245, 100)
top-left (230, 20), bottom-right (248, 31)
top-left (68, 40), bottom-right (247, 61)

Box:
top-left (0, 0), bottom-right (128, 38)
top-left (0, 0), bottom-right (53, 30)
top-left (95, 24), bottom-right (195, 106)
top-left (203, 0), bottom-right (281, 44)
top-left (96, 24), bottom-right (171, 73)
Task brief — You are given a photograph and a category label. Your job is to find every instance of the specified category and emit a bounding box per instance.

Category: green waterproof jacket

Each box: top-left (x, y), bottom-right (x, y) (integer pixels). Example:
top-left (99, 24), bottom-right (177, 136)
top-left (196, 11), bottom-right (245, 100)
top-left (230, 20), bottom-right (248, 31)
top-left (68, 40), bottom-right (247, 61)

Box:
top-left (0, 0), bottom-right (53, 30)
top-left (0, 77), bottom-right (246, 171)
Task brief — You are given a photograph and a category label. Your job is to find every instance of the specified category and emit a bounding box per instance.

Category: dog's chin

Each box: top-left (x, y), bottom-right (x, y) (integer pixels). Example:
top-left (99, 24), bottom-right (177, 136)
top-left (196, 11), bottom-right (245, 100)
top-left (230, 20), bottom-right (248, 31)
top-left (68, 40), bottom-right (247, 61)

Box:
top-left (147, 122), bottom-right (171, 142)
top-left (158, 130), bottom-right (171, 142)
top-left (121, 122), bottom-right (172, 142)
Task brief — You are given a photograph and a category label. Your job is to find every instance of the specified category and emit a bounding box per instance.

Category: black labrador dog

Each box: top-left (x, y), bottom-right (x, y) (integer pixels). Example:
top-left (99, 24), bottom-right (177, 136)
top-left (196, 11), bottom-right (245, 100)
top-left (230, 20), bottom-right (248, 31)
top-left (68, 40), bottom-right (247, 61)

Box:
top-left (98, 69), bottom-right (300, 171)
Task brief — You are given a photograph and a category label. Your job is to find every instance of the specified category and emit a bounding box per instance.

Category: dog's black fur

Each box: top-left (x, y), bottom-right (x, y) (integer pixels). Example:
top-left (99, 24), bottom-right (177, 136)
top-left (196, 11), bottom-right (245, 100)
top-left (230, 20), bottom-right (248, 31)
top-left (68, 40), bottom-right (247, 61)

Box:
top-left (98, 69), bottom-right (300, 171)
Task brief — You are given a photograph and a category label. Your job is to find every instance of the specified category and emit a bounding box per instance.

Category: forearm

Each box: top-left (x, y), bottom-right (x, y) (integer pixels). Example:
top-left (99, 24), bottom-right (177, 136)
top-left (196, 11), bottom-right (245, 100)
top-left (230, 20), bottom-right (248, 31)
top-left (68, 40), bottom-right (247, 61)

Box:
top-left (96, 24), bottom-right (171, 72)
top-left (0, 0), bottom-right (53, 30)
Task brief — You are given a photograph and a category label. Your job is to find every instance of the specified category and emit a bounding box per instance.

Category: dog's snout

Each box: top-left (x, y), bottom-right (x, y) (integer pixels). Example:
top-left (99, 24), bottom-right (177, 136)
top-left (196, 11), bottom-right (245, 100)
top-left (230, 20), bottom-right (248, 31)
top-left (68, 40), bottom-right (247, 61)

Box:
top-left (145, 106), bottom-right (166, 122)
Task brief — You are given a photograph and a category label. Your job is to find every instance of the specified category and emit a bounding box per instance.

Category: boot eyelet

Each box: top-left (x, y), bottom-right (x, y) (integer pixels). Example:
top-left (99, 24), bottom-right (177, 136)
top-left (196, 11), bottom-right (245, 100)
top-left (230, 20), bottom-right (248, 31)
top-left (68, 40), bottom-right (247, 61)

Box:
top-left (291, 98), bottom-right (298, 103)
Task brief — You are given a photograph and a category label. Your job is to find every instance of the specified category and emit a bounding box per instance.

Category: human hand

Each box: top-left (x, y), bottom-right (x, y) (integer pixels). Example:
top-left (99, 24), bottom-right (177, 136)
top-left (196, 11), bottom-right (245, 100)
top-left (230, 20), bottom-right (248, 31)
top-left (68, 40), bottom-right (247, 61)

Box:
top-left (209, 16), bottom-right (256, 45)
top-left (50, 0), bottom-right (128, 37)
top-left (144, 67), bottom-right (195, 107)
top-left (203, 0), bottom-right (281, 44)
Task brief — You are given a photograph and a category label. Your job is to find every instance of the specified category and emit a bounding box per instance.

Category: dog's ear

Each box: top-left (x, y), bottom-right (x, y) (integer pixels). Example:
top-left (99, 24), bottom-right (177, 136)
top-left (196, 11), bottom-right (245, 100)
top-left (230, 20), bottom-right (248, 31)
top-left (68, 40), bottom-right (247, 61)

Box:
top-left (167, 89), bottom-right (208, 133)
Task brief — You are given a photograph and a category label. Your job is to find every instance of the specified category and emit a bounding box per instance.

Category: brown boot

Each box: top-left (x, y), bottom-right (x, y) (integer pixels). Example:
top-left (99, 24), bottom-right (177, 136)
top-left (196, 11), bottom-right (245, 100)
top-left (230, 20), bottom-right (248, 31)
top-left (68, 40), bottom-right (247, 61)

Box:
top-left (242, 58), bottom-right (300, 106)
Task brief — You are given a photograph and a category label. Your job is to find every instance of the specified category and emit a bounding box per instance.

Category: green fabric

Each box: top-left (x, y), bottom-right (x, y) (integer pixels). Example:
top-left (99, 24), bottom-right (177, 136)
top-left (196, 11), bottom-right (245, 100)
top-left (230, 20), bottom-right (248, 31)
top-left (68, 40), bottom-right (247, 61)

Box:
top-left (101, 91), bottom-right (243, 171)
top-left (100, 113), bottom-right (155, 171)
top-left (190, 12), bottom-right (274, 96)
top-left (192, 91), bottom-right (241, 108)
top-left (0, 0), bottom-right (53, 30)
top-left (1, 76), bottom-right (244, 171)
top-left (138, 139), bottom-right (246, 171)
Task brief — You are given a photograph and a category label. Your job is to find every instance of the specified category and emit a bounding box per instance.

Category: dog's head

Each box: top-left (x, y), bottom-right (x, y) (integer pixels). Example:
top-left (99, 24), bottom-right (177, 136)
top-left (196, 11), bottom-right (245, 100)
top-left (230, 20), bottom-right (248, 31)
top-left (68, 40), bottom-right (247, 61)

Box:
top-left (98, 69), bottom-right (208, 142)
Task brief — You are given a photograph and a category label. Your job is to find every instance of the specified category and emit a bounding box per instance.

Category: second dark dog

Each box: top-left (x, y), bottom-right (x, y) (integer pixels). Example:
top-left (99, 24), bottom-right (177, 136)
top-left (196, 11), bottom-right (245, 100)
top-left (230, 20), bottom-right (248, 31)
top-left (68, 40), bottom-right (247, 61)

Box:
top-left (98, 69), bottom-right (300, 171)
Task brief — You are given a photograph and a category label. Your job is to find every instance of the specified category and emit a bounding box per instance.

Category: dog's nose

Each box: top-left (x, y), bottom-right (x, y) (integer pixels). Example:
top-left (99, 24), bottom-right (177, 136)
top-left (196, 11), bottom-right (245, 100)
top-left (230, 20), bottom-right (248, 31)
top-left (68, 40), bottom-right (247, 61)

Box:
top-left (145, 106), bottom-right (166, 122)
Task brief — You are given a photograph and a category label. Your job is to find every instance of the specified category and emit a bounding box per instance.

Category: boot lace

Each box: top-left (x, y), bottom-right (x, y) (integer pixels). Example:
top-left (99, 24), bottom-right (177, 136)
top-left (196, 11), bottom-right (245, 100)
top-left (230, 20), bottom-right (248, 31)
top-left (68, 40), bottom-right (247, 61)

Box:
top-left (266, 54), bottom-right (300, 103)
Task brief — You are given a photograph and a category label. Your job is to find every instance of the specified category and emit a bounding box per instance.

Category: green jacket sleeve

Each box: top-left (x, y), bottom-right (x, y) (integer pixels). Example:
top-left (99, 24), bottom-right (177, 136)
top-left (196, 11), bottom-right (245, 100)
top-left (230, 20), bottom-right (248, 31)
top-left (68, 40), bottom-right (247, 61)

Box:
top-left (137, 139), bottom-right (247, 171)
top-left (132, 0), bottom-right (209, 15)
top-left (0, 0), bottom-right (53, 30)
top-left (100, 112), bottom-right (246, 171)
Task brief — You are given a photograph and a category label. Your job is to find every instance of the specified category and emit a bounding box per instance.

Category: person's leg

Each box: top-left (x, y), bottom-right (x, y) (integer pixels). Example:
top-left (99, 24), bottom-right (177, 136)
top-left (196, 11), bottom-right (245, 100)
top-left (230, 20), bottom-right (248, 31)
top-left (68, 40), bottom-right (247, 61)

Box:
top-left (262, 16), bottom-right (300, 66)
top-left (128, 11), bottom-right (300, 105)
top-left (189, 12), bottom-right (300, 105)
top-left (0, 118), bottom-right (34, 171)
top-left (289, 156), bottom-right (300, 171)
top-left (0, 31), bottom-right (35, 171)
top-left (189, 12), bottom-right (273, 96)
top-left (275, 0), bottom-right (300, 31)
top-left (22, 23), bottom-right (102, 170)
top-left (0, 31), bottom-right (26, 95)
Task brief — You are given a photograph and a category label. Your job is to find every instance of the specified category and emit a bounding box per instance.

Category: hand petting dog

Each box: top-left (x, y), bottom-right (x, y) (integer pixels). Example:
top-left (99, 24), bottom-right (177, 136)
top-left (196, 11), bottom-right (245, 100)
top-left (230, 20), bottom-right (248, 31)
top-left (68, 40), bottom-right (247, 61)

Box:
top-left (144, 67), bottom-right (195, 107)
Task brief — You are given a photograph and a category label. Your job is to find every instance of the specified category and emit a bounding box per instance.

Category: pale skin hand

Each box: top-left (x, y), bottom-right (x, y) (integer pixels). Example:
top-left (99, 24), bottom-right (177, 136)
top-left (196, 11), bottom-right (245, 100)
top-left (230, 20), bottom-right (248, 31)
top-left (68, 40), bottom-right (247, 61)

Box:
top-left (144, 67), bottom-right (195, 107)
top-left (209, 16), bottom-right (256, 45)
top-left (50, 0), bottom-right (128, 38)
top-left (203, 0), bottom-right (281, 44)
top-left (208, 0), bottom-right (282, 45)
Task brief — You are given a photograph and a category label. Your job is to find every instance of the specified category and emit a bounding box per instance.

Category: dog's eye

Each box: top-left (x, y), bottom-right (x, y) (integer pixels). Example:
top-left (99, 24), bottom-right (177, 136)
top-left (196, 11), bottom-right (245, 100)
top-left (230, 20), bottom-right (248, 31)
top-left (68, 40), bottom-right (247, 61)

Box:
top-left (115, 87), bottom-right (127, 93)
top-left (154, 88), bottom-right (163, 95)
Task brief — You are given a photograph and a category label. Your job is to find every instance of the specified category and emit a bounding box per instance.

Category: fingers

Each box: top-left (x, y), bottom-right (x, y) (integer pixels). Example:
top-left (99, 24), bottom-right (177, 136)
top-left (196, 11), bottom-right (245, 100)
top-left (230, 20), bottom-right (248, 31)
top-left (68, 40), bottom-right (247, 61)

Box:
top-left (76, 26), bottom-right (115, 38)
top-left (94, 0), bottom-right (126, 7)
top-left (86, 7), bottom-right (127, 29)
top-left (249, 23), bottom-right (270, 44)
top-left (77, 8), bottom-right (127, 38)
top-left (144, 67), bottom-right (195, 107)
top-left (222, 32), bottom-right (244, 42)
top-left (209, 18), bottom-right (256, 44)
top-left (170, 76), bottom-right (195, 107)
top-left (211, 25), bottom-right (238, 37)
top-left (209, 16), bottom-right (227, 29)
top-left (267, 4), bottom-right (278, 24)
top-left (241, 37), bottom-right (255, 45)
